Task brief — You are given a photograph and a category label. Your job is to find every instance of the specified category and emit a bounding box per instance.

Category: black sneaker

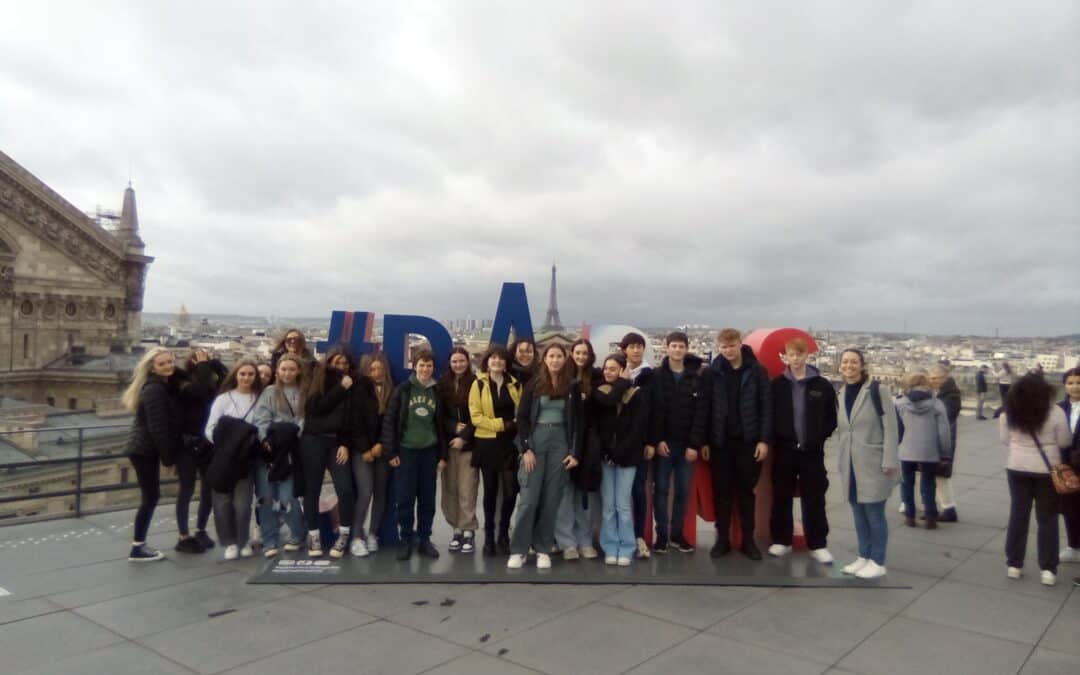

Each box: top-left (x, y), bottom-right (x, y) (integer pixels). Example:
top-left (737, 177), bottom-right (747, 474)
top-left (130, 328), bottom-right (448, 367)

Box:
top-left (175, 536), bottom-right (205, 554)
top-left (448, 532), bottom-right (463, 552)
top-left (483, 537), bottom-right (497, 557)
top-left (195, 530), bottom-right (216, 550)
top-left (710, 541), bottom-right (731, 559)
top-left (671, 535), bottom-right (695, 553)
top-left (741, 541), bottom-right (762, 561)
top-left (497, 535), bottom-right (511, 555)
top-left (653, 537), bottom-right (669, 554)
top-left (129, 543), bottom-right (165, 562)
top-left (397, 543), bottom-right (413, 561)
top-left (461, 531), bottom-right (475, 553)
top-left (938, 507), bottom-right (958, 523)
top-left (417, 539), bottom-right (440, 559)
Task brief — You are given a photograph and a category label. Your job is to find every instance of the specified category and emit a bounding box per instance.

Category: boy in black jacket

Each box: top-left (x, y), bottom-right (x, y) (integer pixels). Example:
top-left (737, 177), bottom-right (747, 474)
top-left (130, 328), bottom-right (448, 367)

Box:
top-left (648, 331), bottom-right (708, 553)
top-left (768, 338), bottom-right (837, 563)
top-left (620, 332), bottom-right (656, 559)
top-left (704, 329), bottom-right (772, 560)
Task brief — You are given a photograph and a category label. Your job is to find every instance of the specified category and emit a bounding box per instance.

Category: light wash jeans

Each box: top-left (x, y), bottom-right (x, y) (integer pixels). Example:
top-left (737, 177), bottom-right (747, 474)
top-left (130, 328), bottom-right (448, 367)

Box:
top-left (601, 463), bottom-right (637, 560)
top-left (849, 471), bottom-right (888, 565)
top-left (253, 464), bottom-right (304, 549)
top-left (555, 484), bottom-right (594, 551)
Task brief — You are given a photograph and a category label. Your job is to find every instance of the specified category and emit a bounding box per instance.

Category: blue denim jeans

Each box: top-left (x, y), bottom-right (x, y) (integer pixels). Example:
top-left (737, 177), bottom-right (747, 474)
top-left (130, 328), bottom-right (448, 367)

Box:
top-left (901, 461), bottom-right (938, 519)
top-left (601, 463), bottom-right (637, 560)
top-left (396, 445), bottom-right (439, 542)
top-left (849, 471), bottom-right (888, 565)
top-left (253, 464), bottom-right (304, 549)
top-left (653, 443), bottom-right (693, 541)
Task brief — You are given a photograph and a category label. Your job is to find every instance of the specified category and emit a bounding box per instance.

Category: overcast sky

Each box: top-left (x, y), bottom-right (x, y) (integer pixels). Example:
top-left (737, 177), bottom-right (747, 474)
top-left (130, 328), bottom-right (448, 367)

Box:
top-left (2, 1), bottom-right (1077, 336)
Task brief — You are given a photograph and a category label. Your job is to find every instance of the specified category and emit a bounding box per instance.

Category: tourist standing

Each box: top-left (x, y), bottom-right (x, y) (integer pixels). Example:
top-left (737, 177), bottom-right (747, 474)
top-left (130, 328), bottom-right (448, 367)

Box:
top-left (205, 358), bottom-right (264, 561)
top-left (647, 331), bottom-right (708, 555)
top-left (438, 347), bottom-right (479, 553)
top-left (469, 345), bottom-right (522, 556)
top-left (357, 352), bottom-right (394, 552)
top-left (928, 363), bottom-right (962, 522)
top-left (1058, 368), bottom-right (1080, 564)
top-left (556, 338), bottom-right (603, 560)
top-left (975, 365), bottom-right (990, 420)
top-left (620, 331), bottom-right (656, 559)
top-left (1000, 374), bottom-right (1071, 586)
top-left (705, 329), bottom-right (772, 561)
top-left (993, 361), bottom-right (1013, 419)
top-left (251, 354), bottom-right (307, 557)
top-left (897, 372), bottom-right (952, 530)
top-left (768, 337), bottom-right (838, 563)
top-left (594, 354), bottom-right (649, 566)
top-left (835, 349), bottom-right (900, 579)
top-left (301, 346), bottom-right (360, 558)
top-left (123, 347), bottom-right (183, 562)
top-left (508, 344), bottom-right (583, 569)
top-left (384, 349), bottom-right (446, 560)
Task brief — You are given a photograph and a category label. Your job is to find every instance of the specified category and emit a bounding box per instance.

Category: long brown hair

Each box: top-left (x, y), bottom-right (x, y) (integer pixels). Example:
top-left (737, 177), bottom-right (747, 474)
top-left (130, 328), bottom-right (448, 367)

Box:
top-left (569, 338), bottom-right (596, 396)
top-left (306, 344), bottom-right (355, 399)
top-left (219, 357), bottom-right (265, 396)
top-left (360, 351), bottom-right (394, 414)
top-left (272, 353), bottom-right (306, 417)
top-left (272, 328), bottom-right (312, 357)
top-left (438, 347), bottom-right (475, 407)
top-left (533, 344), bottom-right (570, 398)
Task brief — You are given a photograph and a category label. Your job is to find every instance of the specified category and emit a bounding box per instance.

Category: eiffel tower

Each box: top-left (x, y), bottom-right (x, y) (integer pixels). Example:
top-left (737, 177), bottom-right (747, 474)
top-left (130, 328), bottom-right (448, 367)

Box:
top-left (541, 262), bottom-right (564, 332)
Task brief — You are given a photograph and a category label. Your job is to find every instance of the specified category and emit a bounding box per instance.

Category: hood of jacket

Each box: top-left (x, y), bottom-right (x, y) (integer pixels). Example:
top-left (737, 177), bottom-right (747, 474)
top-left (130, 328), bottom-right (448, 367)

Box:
top-left (711, 344), bottom-right (760, 375)
top-left (783, 363), bottom-right (820, 383)
top-left (409, 373), bottom-right (438, 390)
top-left (904, 388), bottom-right (936, 414)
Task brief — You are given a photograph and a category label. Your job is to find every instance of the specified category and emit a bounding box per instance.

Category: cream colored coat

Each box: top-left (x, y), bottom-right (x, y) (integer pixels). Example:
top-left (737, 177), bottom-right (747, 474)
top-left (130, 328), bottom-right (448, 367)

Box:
top-left (836, 381), bottom-right (901, 503)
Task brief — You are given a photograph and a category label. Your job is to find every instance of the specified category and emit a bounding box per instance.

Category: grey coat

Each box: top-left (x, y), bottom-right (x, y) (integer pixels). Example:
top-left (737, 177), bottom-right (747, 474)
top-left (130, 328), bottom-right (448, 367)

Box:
top-left (896, 389), bottom-right (952, 463)
top-left (836, 381), bottom-right (900, 503)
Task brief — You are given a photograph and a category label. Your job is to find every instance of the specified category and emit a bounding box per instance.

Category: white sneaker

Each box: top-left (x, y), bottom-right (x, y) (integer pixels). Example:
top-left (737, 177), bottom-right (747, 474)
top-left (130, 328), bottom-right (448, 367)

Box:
top-left (768, 544), bottom-right (792, 558)
top-left (367, 536), bottom-right (379, 553)
top-left (810, 548), bottom-right (835, 564)
top-left (1007, 566), bottom-right (1022, 579)
top-left (617, 556), bottom-right (632, 567)
top-left (563, 547), bottom-right (579, 560)
top-left (536, 553), bottom-right (552, 569)
top-left (855, 561), bottom-right (887, 579)
top-left (636, 537), bottom-right (651, 559)
top-left (263, 547), bottom-right (279, 559)
top-left (581, 546), bottom-right (599, 559)
top-left (1061, 547), bottom-right (1080, 563)
top-left (506, 554), bottom-right (525, 569)
top-left (898, 502), bottom-right (906, 514)
top-left (1040, 570), bottom-right (1056, 586)
top-left (350, 539), bottom-right (369, 558)
top-left (224, 544), bottom-right (239, 561)
top-left (842, 557), bottom-right (869, 575)
top-left (239, 545), bottom-right (254, 558)
top-left (605, 555), bottom-right (617, 565)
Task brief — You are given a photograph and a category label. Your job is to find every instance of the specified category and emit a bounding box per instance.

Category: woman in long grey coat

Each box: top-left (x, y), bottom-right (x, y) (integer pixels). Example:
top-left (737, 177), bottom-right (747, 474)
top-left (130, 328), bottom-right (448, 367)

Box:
top-left (835, 349), bottom-right (900, 579)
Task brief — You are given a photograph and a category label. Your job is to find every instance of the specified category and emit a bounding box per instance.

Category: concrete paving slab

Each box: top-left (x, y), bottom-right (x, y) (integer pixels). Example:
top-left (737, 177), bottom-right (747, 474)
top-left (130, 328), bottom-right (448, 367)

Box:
top-left (626, 633), bottom-right (828, 675)
top-left (0, 610), bottom-right (126, 675)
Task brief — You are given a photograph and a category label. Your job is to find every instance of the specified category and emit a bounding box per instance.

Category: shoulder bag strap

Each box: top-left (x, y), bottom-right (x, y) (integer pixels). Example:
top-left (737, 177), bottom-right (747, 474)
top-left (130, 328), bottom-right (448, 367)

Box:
top-left (1029, 431), bottom-right (1054, 472)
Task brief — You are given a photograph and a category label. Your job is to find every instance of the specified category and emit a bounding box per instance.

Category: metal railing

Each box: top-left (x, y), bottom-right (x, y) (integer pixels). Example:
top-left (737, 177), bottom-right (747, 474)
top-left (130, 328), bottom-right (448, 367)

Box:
top-left (0, 423), bottom-right (180, 523)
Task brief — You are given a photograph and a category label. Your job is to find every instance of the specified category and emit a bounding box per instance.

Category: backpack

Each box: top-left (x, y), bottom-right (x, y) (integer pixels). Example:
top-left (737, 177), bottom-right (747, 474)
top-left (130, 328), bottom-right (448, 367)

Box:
top-left (868, 380), bottom-right (905, 444)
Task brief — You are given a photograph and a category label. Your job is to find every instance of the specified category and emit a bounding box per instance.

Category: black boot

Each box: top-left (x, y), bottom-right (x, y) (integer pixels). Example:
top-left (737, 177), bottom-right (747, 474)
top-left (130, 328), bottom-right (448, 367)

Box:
top-left (483, 532), bottom-right (497, 557)
top-left (497, 534), bottom-right (511, 555)
top-left (397, 543), bottom-right (413, 561)
top-left (417, 539), bottom-right (440, 559)
top-left (741, 540), bottom-right (762, 561)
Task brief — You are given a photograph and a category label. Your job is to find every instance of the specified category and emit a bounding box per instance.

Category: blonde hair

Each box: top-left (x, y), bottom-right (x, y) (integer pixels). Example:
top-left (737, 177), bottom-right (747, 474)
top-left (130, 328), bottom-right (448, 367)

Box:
top-left (903, 371), bottom-right (930, 390)
top-left (122, 347), bottom-right (173, 411)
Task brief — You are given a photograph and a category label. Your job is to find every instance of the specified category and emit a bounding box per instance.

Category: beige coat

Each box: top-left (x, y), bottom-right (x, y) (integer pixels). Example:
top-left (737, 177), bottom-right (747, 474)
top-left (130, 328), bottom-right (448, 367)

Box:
top-left (836, 381), bottom-right (901, 503)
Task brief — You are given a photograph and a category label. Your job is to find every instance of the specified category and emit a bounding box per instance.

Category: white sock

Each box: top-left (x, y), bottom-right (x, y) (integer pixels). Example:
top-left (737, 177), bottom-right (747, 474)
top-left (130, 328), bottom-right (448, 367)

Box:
top-left (339, 526), bottom-right (350, 536)
top-left (308, 529), bottom-right (319, 538)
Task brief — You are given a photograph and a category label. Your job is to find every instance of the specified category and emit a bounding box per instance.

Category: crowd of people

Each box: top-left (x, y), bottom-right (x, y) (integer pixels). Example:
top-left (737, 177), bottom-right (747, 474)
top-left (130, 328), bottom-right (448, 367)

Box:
top-left (120, 327), bottom-right (1080, 586)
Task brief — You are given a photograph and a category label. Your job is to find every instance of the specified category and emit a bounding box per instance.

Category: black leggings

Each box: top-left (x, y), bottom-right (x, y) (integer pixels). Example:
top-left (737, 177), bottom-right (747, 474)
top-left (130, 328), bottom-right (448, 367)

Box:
top-left (174, 451), bottom-right (212, 536)
top-left (480, 465), bottom-right (517, 539)
top-left (300, 435), bottom-right (355, 530)
top-left (129, 454), bottom-right (161, 543)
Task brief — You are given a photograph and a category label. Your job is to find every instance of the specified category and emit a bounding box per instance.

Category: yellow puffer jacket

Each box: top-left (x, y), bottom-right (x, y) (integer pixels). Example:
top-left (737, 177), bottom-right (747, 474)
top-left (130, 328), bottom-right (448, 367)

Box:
top-left (469, 372), bottom-right (522, 439)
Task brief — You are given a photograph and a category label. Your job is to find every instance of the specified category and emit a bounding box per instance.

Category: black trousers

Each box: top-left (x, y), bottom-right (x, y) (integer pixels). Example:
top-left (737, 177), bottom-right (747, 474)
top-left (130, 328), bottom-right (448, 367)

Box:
top-left (480, 464), bottom-right (517, 539)
top-left (300, 435), bottom-right (355, 530)
top-left (174, 450), bottom-right (212, 536)
top-left (770, 445), bottom-right (830, 550)
top-left (129, 454), bottom-right (160, 543)
top-left (711, 439), bottom-right (762, 545)
top-left (1005, 470), bottom-right (1059, 572)
top-left (1061, 491), bottom-right (1080, 549)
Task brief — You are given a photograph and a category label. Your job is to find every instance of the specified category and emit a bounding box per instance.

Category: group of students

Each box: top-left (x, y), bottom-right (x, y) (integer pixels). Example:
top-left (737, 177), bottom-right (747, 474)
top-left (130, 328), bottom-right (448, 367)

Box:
top-left (120, 326), bottom-right (1080, 585)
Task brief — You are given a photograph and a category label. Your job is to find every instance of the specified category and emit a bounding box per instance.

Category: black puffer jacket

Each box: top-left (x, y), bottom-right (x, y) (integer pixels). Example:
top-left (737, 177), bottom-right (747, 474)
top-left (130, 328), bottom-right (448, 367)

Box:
top-left (572, 367), bottom-right (604, 491)
top-left (344, 374), bottom-right (380, 454)
top-left (127, 374), bottom-right (183, 467)
top-left (438, 373), bottom-right (477, 453)
top-left (305, 370), bottom-right (377, 454)
top-left (176, 361), bottom-right (228, 437)
top-left (594, 379), bottom-right (650, 466)
top-left (649, 355), bottom-right (709, 449)
top-left (771, 369), bottom-right (838, 451)
top-left (708, 345), bottom-right (773, 446)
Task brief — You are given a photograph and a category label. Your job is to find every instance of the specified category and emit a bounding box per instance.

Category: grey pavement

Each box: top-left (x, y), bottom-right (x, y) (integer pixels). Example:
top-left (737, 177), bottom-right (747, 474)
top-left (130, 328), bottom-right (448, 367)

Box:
top-left (1, 416), bottom-right (1078, 674)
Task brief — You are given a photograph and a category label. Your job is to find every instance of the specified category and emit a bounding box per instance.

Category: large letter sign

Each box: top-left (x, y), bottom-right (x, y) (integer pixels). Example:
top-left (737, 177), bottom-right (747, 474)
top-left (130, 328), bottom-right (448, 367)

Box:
top-left (489, 282), bottom-right (534, 347)
top-left (382, 314), bottom-right (454, 383)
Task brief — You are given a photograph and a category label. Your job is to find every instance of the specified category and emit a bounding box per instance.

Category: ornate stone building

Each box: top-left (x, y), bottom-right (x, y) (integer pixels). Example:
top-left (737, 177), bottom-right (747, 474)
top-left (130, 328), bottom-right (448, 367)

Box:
top-left (0, 150), bottom-right (152, 409)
